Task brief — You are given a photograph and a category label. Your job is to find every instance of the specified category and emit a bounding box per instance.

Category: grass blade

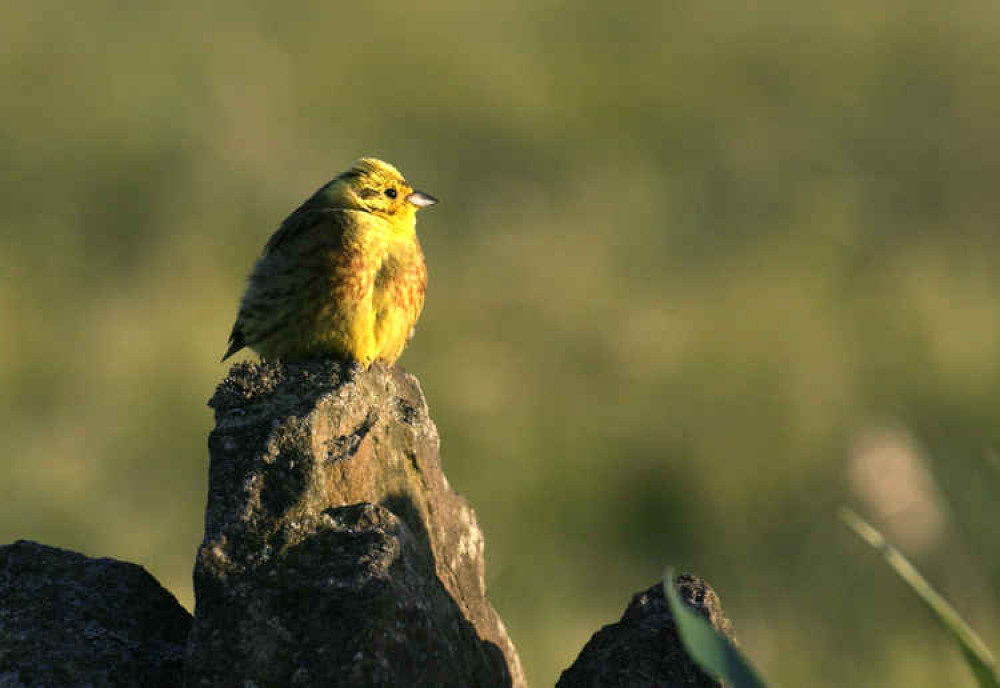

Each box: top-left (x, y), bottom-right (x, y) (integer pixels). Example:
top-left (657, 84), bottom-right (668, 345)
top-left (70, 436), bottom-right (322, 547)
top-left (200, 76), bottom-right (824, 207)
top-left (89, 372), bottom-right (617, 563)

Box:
top-left (840, 507), bottom-right (999, 688)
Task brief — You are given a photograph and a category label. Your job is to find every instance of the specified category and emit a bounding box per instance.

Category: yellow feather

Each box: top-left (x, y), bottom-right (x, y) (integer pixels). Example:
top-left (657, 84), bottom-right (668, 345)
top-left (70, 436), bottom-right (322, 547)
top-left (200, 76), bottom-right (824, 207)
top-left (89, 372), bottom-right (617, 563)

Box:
top-left (223, 158), bottom-right (435, 366)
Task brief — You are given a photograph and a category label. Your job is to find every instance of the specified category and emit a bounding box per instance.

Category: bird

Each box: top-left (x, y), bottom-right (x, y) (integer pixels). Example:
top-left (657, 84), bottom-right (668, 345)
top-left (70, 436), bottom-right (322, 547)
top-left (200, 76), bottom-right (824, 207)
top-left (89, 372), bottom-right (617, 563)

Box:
top-left (222, 158), bottom-right (436, 367)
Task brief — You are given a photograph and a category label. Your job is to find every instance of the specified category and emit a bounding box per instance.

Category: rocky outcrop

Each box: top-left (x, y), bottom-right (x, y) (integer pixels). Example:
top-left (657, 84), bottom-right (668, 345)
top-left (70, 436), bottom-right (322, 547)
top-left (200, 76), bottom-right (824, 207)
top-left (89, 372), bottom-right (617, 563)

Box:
top-left (0, 540), bottom-right (190, 687)
top-left (1, 359), bottom-right (739, 688)
top-left (184, 359), bottom-right (524, 688)
top-left (557, 575), bottom-right (735, 688)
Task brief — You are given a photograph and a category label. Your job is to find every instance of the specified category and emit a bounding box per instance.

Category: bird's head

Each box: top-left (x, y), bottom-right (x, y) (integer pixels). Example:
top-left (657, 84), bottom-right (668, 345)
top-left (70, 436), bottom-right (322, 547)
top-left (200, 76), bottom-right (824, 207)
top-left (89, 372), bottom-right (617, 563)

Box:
top-left (317, 158), bottom-right (437, 229)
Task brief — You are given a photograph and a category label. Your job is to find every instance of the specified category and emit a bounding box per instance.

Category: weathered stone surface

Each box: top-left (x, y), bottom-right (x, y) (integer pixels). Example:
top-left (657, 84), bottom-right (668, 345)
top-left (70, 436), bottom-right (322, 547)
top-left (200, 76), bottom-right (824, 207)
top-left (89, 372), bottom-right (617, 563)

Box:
top-left (0, 540), bottom-right (191, 688)
top-left (185, 360), bottom-right (523, 688)
top-left (557, 575), bottom-right (735, 688)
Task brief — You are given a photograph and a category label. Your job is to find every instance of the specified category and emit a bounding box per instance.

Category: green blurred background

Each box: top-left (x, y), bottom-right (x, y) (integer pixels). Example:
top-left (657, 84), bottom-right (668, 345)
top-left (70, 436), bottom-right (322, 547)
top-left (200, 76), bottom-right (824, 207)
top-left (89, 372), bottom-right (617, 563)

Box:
top-left (2, 1), bottom-right (999, 685)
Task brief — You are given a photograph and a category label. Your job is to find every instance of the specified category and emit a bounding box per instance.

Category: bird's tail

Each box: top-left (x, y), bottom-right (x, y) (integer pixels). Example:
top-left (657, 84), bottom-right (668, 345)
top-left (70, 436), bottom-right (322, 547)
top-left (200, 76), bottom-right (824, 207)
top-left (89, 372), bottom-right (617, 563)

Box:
top-left (221, 324), bottom-right (246, 362)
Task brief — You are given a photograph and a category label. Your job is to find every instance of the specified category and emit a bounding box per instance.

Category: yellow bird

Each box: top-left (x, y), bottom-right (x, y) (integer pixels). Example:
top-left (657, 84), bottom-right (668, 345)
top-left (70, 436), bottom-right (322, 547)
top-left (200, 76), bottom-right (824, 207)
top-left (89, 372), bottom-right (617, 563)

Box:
top-left (222, 158), bottom-right (436, 367)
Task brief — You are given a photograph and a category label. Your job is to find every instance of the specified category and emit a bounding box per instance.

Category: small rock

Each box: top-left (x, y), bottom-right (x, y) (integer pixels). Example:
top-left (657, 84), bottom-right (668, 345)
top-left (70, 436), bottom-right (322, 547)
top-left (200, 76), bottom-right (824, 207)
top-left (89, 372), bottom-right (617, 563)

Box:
top-left (0, 540), bottom-right (191, 687)
top-left (557, 575), bottom-right (735, 687)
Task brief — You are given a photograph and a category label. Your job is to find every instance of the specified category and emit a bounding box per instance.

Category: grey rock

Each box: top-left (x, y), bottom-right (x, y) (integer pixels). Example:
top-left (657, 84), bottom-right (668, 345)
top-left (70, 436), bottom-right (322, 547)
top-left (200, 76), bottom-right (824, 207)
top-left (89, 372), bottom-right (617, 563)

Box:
top-left (0, 540), bottom-right (191, 688)
top-left (557, 575), bottom-right (735, 688)
top-left (1, 357), bottom-right (737, 688)
top-left (185, 360), bottom-right (524, 688)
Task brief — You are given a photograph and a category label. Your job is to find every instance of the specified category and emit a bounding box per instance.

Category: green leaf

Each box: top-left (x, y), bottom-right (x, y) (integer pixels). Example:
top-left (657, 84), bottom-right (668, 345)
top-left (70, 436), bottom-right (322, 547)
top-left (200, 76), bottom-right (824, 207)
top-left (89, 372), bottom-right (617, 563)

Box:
top-left (663, 569), bottom-right (771, 688)
top-left (840, 507), bottom-right (1000, 688)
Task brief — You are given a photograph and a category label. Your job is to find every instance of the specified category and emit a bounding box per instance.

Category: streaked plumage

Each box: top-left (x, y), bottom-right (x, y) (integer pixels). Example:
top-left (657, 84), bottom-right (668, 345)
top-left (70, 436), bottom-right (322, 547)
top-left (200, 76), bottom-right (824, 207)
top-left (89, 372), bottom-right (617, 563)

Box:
top-left (223, 158), bottom-right (436, 366)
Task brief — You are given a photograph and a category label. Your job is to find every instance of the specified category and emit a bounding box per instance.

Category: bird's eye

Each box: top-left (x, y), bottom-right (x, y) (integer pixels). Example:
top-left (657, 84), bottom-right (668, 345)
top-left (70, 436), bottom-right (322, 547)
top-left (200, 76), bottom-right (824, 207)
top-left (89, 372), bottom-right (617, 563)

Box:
top-left (384, 188), bottom-right (397, 199)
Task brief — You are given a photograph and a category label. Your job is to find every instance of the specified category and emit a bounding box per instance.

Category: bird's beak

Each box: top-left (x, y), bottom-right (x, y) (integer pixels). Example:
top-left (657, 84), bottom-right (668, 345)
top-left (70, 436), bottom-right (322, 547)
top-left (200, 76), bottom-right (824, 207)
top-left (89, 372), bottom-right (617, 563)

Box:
top-left (407, 191), bottom-right (438, 208)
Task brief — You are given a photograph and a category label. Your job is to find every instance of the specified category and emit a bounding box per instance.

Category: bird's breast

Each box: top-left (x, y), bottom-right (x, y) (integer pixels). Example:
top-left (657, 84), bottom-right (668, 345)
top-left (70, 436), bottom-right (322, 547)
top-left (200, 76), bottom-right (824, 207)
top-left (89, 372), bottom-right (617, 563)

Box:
top-left (375, 246), bottom-right (426, 312)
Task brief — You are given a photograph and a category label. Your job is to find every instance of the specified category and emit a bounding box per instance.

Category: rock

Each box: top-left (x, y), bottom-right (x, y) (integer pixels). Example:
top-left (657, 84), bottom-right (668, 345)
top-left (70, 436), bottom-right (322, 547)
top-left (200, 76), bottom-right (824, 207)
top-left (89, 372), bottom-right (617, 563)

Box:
top-left (185, 360), bottom-right (524, 688)
top-left (1, 359), bottom-right (736, 688)
top-left (557, 575), bottom-right (735, 688)
top-left (0, 540), bottom-right (191, 688)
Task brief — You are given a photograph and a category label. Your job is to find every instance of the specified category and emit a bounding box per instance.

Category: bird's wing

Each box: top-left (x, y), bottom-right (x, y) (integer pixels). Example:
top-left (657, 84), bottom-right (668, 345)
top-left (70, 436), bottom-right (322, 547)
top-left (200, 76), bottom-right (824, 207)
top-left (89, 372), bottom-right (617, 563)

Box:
top-left (263, 208), bottom-right (347, 256)
top-left (220, 209), bottom-right (356, 361)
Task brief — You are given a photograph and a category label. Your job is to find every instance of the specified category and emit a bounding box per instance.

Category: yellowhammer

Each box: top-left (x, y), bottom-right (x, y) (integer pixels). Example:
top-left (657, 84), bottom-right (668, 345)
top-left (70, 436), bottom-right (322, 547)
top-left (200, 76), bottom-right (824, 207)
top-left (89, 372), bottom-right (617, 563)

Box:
top-left (222, 158), bottom-right (436, 366)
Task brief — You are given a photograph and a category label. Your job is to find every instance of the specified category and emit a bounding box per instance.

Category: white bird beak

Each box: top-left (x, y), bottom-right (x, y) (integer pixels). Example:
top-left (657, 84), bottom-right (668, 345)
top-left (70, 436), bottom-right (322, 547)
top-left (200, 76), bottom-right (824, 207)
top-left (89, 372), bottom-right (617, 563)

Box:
top-left (407, 191), bottom-right (438, 208)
